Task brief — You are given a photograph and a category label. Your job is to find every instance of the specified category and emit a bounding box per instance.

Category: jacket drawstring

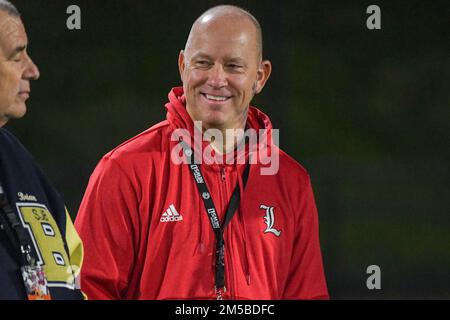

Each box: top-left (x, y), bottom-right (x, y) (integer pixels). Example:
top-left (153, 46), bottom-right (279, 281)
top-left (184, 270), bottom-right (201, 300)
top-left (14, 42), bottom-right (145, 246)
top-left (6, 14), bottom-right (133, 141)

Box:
top-left (194, 193), bottom-right (205, 256)
top-left (193, 188), bottom-right (203, 256)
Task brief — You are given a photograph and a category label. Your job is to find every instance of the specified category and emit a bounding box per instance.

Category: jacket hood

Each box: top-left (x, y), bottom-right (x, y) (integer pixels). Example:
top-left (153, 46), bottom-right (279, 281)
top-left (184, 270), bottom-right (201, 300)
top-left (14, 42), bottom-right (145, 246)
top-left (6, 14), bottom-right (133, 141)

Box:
top-left (165, 86), bottom-right (273, 136)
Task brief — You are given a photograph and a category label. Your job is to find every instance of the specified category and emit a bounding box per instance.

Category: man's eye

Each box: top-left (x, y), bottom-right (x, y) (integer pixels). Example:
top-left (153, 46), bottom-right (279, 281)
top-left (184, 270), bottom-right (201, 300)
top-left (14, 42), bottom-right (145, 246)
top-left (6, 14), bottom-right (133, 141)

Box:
top-left (196, 60), bottom-right (210, 66)
top-left (10, 54), bottom-right (22, 62)
top-left (226, 64), bottom-right (243, 71)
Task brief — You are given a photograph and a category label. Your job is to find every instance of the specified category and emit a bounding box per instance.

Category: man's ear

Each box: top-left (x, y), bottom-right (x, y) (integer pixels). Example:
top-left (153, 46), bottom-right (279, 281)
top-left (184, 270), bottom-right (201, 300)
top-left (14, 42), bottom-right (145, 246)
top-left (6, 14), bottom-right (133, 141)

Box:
top-left (178, 50), bottom-right (185, 82)
top-left (254, 60), bottom-right (272, 95)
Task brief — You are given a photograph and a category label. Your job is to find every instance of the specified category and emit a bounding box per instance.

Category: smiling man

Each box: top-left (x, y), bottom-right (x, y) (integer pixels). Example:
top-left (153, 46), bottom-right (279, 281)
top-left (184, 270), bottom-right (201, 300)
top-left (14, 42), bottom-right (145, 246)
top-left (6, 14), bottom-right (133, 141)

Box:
top-left (180, 9), bottom-right (270, 139)
top-left (76, 5), bottom-right (328, 300)
top-left (0, 0), bottom-right (84, 300)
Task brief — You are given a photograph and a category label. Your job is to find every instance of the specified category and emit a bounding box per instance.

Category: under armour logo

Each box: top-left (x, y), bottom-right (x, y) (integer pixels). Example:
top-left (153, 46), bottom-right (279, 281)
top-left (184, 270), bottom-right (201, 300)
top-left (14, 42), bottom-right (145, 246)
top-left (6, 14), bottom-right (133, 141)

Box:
top-left (260, 205), bottom-right (281, 237)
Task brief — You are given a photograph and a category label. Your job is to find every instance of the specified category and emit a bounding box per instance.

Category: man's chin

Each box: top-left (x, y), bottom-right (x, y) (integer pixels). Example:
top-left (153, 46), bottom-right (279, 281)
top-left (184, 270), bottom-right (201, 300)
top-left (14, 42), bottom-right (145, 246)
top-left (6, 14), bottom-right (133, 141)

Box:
top-left (201, 121), bottom-right (224, 131)
top-left (8, 103), bottom-right (28, 120)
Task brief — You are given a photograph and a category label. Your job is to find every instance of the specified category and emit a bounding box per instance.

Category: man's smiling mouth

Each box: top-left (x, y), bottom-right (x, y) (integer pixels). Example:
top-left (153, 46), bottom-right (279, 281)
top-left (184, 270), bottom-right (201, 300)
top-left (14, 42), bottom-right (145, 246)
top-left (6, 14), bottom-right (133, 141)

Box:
top-left (201, 93), bottom-right (231, 102)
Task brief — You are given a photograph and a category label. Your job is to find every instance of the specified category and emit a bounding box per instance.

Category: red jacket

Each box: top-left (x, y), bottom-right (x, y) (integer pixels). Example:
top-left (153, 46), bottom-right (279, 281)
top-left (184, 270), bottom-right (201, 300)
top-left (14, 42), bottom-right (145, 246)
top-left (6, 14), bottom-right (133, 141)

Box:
top-left (75, 87), bottom-right (328, 299)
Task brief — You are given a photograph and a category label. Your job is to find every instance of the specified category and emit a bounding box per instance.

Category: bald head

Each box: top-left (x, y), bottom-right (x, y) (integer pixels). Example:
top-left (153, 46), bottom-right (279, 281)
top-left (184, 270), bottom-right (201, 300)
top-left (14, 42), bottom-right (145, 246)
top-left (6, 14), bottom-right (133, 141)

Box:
top-left (184, 5), bottom-right (263, 61)
top-left (178, 5), bottom-right (272, 133)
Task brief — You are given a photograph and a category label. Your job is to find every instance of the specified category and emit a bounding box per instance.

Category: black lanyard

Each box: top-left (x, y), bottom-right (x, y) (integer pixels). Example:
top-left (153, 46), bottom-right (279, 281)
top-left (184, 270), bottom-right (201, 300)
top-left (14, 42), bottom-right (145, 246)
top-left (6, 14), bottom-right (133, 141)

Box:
top-left (181, 142), bottom-right (250, 299)
top-left (0, 193), bottom-right (36, 267)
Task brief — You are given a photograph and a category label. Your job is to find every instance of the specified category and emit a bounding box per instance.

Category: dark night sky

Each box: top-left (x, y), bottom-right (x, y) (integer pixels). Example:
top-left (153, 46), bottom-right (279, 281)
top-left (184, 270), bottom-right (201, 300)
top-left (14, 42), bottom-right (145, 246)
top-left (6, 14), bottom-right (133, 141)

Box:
top-left (6, 0), bottom-right (450, 298)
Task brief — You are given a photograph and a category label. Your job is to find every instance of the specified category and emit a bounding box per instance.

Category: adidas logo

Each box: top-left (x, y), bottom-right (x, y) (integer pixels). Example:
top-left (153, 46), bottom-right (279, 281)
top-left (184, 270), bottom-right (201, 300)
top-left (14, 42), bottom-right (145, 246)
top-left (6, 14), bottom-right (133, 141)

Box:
top-left (160, 204), bottom-right (183, 223)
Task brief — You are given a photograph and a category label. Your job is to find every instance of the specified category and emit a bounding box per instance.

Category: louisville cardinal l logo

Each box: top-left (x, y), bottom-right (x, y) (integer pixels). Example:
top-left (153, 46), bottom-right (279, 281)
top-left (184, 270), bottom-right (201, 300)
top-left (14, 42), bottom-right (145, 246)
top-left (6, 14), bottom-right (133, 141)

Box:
top-left (260, 205), bottom-right (281, 237)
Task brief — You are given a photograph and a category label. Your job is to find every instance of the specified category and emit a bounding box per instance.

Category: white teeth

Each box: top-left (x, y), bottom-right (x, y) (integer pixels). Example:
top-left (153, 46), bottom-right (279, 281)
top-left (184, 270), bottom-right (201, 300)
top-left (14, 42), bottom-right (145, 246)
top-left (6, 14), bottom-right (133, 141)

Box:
top-left (205, 94), bottom-right (228, 101)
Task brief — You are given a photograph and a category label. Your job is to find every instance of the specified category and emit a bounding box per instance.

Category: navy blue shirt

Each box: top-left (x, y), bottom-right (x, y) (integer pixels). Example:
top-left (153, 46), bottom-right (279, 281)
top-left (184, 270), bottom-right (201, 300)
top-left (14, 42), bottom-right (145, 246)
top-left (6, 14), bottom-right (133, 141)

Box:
top-left (0, 128), bottom-right (83, 300)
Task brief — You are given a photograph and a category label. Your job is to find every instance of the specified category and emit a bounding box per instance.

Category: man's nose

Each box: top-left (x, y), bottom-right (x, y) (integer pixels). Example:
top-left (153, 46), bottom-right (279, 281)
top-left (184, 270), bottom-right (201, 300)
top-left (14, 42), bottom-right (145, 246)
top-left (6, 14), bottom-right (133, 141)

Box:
top-left (23, 53), bottom-right (40, 81)
top-left (207, 64), bottom-right (227, 88)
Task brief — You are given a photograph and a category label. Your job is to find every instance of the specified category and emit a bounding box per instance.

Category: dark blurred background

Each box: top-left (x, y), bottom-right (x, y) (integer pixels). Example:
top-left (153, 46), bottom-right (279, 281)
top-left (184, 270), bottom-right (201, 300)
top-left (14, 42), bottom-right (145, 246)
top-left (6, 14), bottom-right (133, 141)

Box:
top-left (7, 0), bottom-right (449, 299)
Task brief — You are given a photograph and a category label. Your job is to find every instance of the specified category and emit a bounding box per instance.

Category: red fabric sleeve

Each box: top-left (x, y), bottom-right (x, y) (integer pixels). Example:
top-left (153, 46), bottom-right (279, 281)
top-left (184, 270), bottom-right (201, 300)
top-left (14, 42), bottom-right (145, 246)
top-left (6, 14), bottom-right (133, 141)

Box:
top-left (282, 176), bottom-right (329, 299)
top-left (75, 156), bottom-right (138, 300)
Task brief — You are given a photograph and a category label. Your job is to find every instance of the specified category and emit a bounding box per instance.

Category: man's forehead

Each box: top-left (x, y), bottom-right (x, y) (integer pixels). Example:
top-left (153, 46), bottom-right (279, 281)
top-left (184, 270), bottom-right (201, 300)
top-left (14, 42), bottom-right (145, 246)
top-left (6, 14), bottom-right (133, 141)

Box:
top-left (187, 26), bottom-right (258, 60)
top-left (193, 30), bottom-right (252, 46)
top-left (190, 18), bottom-right (257, 47)
top-left (190, 51), bottom-right (247, 62)
top-left (0, 13), bottom-right (27, 50)
top-left (195, 13), bottom-right (256, 36)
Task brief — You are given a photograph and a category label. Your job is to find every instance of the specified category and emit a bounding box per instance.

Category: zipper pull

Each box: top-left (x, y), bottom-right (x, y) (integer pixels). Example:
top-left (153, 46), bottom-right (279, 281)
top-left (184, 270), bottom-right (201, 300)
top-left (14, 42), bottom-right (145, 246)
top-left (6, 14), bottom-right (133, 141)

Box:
top-left (221, 167), bottom-right (226, 181)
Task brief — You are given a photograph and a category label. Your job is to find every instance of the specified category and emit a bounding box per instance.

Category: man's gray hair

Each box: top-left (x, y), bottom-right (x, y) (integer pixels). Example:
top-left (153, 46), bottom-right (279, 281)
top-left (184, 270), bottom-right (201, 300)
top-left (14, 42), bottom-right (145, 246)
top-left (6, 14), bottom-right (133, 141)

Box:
top-left (0, 0), bottom-right (20, 17)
